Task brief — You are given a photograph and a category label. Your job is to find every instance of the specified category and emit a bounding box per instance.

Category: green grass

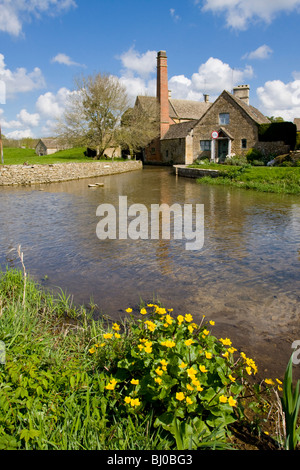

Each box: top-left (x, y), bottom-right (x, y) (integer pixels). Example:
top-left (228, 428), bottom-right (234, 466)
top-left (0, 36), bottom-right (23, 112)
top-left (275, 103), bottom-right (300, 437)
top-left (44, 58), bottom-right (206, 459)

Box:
top-left (0, 260), bottom-right (291, 450)
top-left (1, 147), bottom-right (124, 166)
top-left (191, 164), bottom-right (300, 195)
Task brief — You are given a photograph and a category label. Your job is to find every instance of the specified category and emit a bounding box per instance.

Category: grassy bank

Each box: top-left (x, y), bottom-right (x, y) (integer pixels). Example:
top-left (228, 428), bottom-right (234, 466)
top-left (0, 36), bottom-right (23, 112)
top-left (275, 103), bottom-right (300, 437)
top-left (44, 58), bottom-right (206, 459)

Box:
top-left (0, 264), bottom-right (298, 450)
top-left (190, 164), bottom-right (300, 195)
top-left (0, 148), bottom-right (125, 166)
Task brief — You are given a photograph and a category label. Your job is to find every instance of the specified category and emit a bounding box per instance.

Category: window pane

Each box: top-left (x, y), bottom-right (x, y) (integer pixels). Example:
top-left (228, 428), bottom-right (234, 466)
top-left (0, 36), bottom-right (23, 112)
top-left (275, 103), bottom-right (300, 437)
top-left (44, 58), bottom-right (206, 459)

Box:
top-left (200, 140), bottom-right (211, 151)
top-left (219, 113), bottom-right (230, 125)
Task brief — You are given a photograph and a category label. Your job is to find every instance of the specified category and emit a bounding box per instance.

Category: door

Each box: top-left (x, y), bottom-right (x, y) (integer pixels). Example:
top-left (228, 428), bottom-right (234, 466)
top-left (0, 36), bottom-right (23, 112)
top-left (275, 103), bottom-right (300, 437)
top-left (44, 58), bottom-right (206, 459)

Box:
top-left (218, 139), bottom-right (228, 162)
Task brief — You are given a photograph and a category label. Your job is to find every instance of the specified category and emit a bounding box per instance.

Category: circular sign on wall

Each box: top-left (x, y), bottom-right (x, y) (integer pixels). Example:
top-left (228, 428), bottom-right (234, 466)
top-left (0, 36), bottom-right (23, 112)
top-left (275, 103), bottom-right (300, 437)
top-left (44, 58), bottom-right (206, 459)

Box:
top-left (211, 131), bottom-right (219, 139)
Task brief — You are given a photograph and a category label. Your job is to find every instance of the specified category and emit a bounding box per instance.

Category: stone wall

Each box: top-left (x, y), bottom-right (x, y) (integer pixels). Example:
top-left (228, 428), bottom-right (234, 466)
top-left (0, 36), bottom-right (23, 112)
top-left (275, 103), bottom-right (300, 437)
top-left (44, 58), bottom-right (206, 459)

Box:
top-left (0, 160), bottom-right (143, 186)
top-left (254, 141), bottom-right (291, 157)
top-left (173, 165), bottom-right (219, 178)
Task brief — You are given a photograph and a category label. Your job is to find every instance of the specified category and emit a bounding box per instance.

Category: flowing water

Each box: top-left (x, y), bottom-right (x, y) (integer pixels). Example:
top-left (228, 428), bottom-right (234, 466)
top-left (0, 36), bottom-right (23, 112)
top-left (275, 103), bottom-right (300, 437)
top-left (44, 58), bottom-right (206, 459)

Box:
top-left (1, 166), bottom-right (300, 378)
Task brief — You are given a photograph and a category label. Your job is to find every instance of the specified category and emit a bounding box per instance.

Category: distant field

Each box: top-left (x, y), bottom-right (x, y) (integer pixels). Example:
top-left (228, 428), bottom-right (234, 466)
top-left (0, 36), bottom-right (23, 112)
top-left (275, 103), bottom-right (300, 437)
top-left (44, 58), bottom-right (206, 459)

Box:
top-left (1, 147), bottom-right (124, 165)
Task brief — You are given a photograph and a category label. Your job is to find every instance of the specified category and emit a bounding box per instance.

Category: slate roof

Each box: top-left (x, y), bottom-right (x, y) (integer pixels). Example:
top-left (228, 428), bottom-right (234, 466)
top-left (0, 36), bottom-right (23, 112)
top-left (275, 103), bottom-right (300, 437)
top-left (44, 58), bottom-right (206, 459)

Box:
top-left (162, 120), bottom-right (198, 140)
top-left (37, 138), bottom-right (61, 148)
top-left (135, 96), bottom-right (210, 122)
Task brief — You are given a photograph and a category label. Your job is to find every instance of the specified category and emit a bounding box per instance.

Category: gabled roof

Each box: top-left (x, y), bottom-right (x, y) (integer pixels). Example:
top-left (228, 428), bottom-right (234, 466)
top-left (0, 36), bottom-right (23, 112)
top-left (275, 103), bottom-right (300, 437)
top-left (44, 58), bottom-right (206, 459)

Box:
top-left (37, 138), bottom-right (61, 148)
top-left (294, 118), bottom-right (300, 131)
top-left (169, 99), bottom-right (211, 121)
top-left (162, 120), bottom-right (197, 140)
top-left (135, 96), bottom-right (210, 122)
top-left (222, 90), bottom-right (270, 125)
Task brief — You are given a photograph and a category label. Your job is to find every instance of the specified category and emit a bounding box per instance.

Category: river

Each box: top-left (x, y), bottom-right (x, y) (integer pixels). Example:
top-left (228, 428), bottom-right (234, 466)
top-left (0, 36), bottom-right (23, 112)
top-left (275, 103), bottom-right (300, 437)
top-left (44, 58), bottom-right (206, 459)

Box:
top-left (1, 166), bottom-right (300, 379)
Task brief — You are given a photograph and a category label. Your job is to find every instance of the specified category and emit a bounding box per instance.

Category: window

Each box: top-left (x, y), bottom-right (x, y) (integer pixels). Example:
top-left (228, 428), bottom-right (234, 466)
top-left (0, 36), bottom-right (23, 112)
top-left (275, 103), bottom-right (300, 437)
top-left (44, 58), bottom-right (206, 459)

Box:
top-left (219, 113), bottom-right (230, 125)
top-left (241, 139), bottom-right (247, 149)
top-left (200, 140), bottom-right (211, 151)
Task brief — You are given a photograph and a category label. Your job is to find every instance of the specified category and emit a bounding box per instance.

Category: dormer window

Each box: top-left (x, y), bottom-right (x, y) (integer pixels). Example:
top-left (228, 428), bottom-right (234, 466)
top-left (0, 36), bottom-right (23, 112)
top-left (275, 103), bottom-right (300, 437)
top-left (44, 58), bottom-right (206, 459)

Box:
top-left (219, 113), bottom-right (230, 125)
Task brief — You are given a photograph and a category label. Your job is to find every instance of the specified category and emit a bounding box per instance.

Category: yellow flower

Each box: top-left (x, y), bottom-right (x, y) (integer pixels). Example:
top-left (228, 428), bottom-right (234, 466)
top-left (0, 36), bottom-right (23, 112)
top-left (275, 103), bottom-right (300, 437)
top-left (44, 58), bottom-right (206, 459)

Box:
top-left (219, 395), bottom-right (228, 403)
top-left (209, 320), bottom-right (215, 326)
top-left (112, 323), bottom-right (120, 331)
top-left (140, 308), bottom-right (147, 315)
top-left (228, 347), bottom-right (237, 354)
top-left (196, 385), bottom-right (204, 392)
top-left (177, 315), bottom-right (184, 324)
top-left (125, 308), bottom-right (132, 313)
top-left (131, 379), bottom-right (139, 385)
top-left (220, 338), bottom-right (232, 346)
top-left (155, 368), bottom-right (163, 376)
top-left (245, 366), bottom-right (252, 375)
top-left (145, 320), bottom-right (157, 332)
top-left (155, 306), bottom-right (166, 315)
top-left (188, 325), bottom-right (195, 333)
top-left (199, 365), bottom-right (208, 373)
top-left (185, 339), bottom-right (195, 346)
top-left (222, 351), bottom-right (229, 359)
top-left (276, 378), bottom-right (283, 385)
top-left (138, 344), bottom-right (144, 350)
top-left (130, 398), bottom-right (141, 407)
top-left (160, 359), bottom-right (168, 366)
top-left (179, 362), bottom-right (187, 369)
top-left (228, 396), bottom-right (237, 407)
top-left (167, 308), bottom-right (173, 312)
top-left (176, 392), bottom-right (185, 401)
top-left (265, 378), bottom-right (275, 386)
top-left (124, 396), bottom-right (132, 404)
top-left (202, 329), bottom-right (210, 336)
top-left (144, 346), bottom-right (153, 353)
top-left (105, 379), bottom-right (117, 390)
top-left (229, 374), bottom-right (236, 382)
top-left (103, 333), bottom-right (113, 340)
top-left (114, 333), bottom-right (121, 339)
top-left (186, 384), bottom-right (194, 391)
top-left (205, 351), bottom-right (212, 359)
top-left (155, 377), bottom-right (162, 385)
top-left (187, 367), bottom-right (197, 378)
top-left (89, 347), bottom-right (96, 354)
top-left (185, 314), bottom-right (193, 323)
top-left (186, 396), bottom-right (193, 405)
top-left (161, 340), bottom-right (176, 348)
top-left (165, 314), bottom-right (173, 325)
top-left (147, 303), bottom-right (154, 307)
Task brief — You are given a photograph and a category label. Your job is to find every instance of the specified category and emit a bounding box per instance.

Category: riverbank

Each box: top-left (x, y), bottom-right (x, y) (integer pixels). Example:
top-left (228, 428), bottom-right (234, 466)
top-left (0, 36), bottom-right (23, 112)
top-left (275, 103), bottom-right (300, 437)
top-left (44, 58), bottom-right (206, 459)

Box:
top-left (0, 265), bottom-right (296, 451)
top-left (176, 164), bottom-right (300, 195)
top-left (0, 160), bottom-right (142, 186)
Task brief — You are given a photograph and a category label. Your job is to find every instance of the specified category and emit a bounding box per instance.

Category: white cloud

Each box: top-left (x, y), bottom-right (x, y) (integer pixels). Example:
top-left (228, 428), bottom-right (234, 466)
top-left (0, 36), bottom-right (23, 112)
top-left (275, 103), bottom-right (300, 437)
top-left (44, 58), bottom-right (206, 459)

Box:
top-left (51, 53), bottom-right (85, 67)
top-left (201, 0), bottom-right (300, 30)
top-left (168, 57), bottom-right (253, 100)
top-left (5, 129), bottom-right (34, 139)
top-left (257, 78), bottom-right (300, 121)
top-left (17, 109), bottom-right (40, 127)
top-left (119, 47), bottom-right (157, 78)
top-left (0, 0), bottom-right (77, 37)
top-left (170, 8), bottom-right (181, 22)
top-left (36, 87), bottom-right (73, 119)
top-left (0, 53), bottom-right (46, 97)
top-left (243, 44), bottom-right (273, 60)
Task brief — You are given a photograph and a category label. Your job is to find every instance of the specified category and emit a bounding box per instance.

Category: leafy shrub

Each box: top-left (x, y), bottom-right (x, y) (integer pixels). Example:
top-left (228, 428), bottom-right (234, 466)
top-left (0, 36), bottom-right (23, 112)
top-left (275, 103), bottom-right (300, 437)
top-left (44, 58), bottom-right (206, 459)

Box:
top-left (246, 148), bottom-right (264, 164)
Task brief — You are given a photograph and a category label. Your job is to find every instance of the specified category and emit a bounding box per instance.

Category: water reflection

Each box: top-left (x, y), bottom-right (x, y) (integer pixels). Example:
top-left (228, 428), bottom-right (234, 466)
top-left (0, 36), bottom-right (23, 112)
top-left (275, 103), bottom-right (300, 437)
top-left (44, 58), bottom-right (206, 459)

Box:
top-left (0, 167), bottom-right (300, 377)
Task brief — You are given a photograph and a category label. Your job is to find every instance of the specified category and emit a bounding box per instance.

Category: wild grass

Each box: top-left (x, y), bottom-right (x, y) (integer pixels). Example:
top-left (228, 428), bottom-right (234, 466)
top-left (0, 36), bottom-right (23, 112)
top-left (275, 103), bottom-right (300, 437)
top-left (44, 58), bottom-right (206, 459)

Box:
top-left (191, 163), bottom-right (300, 195)
top-left (0, 148), bottom-right (124, 166)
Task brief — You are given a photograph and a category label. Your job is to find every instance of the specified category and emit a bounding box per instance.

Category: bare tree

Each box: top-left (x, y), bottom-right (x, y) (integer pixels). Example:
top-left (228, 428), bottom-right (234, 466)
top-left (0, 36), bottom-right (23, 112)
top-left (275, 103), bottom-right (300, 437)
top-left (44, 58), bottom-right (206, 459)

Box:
top-left (56, 73), bottom-right (129, 159)
top-left (120, 98), bottom-right (160, 157)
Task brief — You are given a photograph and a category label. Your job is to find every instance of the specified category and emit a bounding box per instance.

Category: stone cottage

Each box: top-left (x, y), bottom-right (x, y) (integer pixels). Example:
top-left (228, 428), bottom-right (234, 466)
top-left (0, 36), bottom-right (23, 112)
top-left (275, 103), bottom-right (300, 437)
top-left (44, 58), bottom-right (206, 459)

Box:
top-left (35, 138), bottom-right (70, 156)
top-left (137, 50), bottom-right (293, 165)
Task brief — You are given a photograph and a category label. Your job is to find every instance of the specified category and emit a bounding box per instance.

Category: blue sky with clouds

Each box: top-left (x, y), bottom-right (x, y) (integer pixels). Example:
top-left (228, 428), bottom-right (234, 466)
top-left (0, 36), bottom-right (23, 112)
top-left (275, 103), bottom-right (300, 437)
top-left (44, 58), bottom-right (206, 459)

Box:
top-left (1, 0), bottom-right (300, 139)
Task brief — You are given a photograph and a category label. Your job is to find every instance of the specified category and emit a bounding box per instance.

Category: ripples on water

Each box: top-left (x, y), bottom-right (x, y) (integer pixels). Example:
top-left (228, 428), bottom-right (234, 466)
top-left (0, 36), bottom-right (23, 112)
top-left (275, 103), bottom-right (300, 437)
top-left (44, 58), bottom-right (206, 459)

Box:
top-left (1, 167), bottom-right (300, 376)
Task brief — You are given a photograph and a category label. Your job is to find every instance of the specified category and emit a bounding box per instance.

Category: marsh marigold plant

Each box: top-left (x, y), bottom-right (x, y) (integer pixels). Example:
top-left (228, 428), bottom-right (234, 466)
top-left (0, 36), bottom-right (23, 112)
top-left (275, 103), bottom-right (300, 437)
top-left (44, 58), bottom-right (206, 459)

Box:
top-left (88, 304), bottom-right (261, 447)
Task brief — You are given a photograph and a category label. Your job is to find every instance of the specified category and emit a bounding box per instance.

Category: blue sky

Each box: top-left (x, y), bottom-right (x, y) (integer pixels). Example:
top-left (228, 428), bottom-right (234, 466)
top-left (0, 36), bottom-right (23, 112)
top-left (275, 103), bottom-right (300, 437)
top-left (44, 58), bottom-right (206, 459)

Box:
top-left (1, 0), bottom-right (300, 139)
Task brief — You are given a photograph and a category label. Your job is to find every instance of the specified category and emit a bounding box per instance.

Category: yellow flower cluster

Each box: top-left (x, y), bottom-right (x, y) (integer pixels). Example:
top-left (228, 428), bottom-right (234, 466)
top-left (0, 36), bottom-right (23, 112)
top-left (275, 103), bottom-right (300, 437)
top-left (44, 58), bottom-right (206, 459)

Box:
top-left (105, 378), bottom-right (118, 390)
top-left (161, 340), bottom-right (176, 348)
top-left (219, 395), bottom-right (237, 407)
top-left (124, 396), bottom-right (141, 407)
top-left (138, 339), bottom-right (153, 353)
top-left (240, 352), bottom-right (258, 375)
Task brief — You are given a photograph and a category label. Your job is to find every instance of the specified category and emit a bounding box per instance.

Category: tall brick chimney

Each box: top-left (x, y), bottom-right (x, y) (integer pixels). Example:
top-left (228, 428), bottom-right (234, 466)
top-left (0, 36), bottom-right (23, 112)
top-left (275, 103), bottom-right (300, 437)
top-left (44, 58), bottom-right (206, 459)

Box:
top-left (157, 51), bottom-right (170, 138)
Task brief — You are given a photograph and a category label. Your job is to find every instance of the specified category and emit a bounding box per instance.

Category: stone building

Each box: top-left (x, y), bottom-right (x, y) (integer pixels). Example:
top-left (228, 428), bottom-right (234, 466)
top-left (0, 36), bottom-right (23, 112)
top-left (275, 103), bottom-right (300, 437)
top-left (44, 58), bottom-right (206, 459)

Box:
top-left (136, 50), bottom-right (294, 165)
top-left (35, 138), bottom-right (70, 156)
